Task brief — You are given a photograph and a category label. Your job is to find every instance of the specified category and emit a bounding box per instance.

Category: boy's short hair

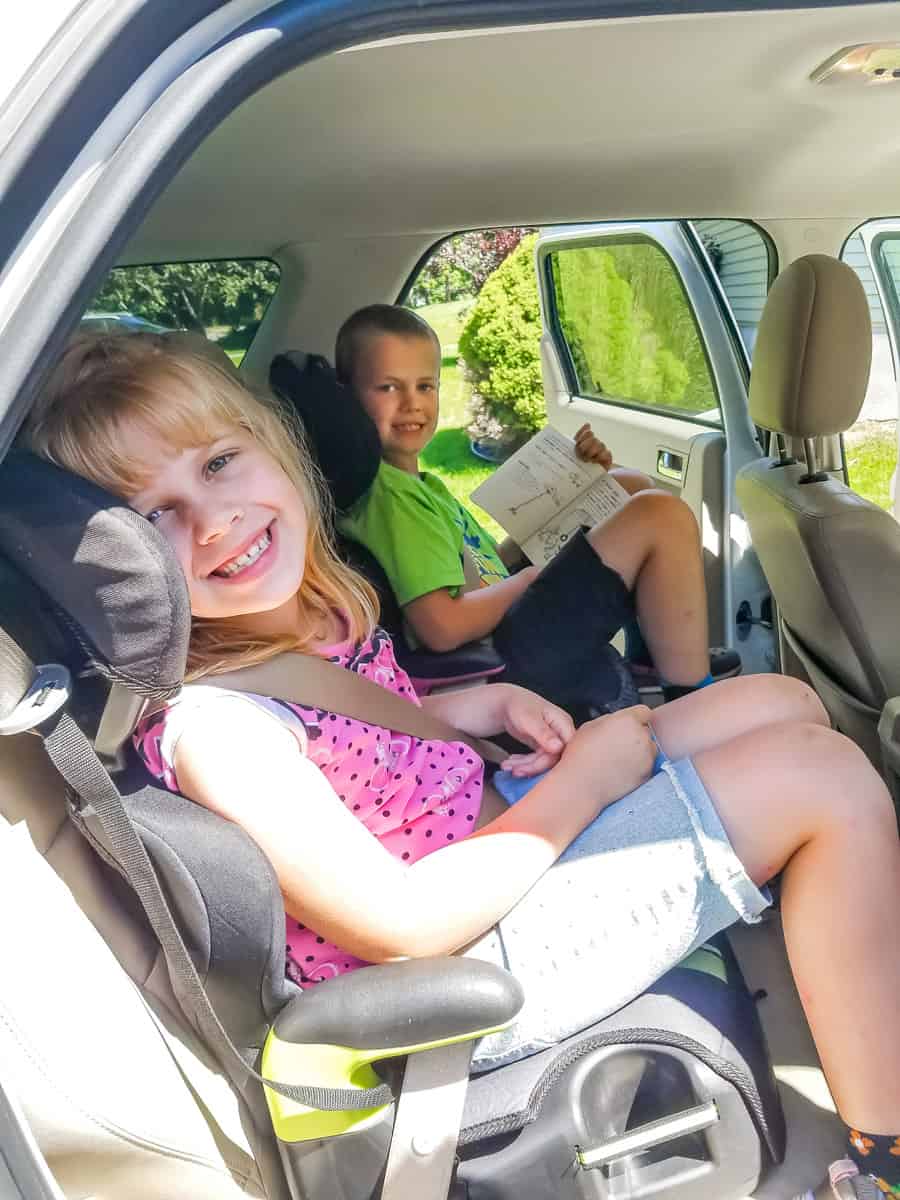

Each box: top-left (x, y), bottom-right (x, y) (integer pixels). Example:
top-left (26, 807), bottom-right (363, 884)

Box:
top-left (335, 304), bottom-right (441, 384)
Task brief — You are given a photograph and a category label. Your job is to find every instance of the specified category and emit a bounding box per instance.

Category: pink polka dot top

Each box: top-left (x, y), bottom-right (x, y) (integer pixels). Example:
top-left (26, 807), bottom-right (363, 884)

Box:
top-left (133, 625), bottom-right (485, 989)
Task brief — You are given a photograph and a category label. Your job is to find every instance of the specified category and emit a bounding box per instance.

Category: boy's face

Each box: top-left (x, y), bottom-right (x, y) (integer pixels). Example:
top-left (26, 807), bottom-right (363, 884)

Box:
top-left (353, 332), bottom-right (440, 472)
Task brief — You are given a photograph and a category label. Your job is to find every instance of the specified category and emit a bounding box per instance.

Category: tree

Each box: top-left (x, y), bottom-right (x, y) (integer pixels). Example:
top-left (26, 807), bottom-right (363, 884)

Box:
top-left (459, 234), bottom-right (546, 440)
top-left (91, 260), bottom-right (280, 332)
top-left (408, 228), bottom-right (533, 307)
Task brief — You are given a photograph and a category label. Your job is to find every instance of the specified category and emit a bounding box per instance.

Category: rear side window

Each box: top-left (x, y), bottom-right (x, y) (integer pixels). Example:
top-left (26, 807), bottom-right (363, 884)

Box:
top-left (86, 258), bottom-right (280, 365)
top-left (547, 239), bottom-right (719, 422)
top-left (840, 224), bottom-right (898, 511)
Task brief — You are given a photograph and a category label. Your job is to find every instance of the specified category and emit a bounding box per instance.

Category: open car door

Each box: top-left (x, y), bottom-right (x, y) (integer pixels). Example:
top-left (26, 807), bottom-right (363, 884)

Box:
top-left (535, 220), bottom-right (775, 672)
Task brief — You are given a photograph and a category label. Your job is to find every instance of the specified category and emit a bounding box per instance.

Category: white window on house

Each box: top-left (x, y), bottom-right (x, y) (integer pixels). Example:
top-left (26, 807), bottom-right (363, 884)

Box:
top-left (841, 224), bottom-right (898, 512)
top-left (691, 219), bottom-right (774, 359)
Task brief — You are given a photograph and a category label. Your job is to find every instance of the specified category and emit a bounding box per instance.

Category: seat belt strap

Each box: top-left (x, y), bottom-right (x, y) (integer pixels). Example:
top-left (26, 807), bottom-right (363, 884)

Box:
top-left (39, 706), bottom-right (393, 1113)
top-left (207, 651), bottom-right (507, 765)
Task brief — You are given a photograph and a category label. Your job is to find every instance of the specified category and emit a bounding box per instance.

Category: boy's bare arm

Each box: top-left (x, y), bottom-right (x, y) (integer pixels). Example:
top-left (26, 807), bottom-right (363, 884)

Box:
top-left (405, 566), bottom-right (539, 652)
top-left (496, 535), bottom-right (527, 569)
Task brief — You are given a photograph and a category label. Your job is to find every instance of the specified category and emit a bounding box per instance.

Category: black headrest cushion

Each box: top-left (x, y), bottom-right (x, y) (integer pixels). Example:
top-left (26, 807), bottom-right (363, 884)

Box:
top-left (269, 351), bottom-right (381, 512)
top-left (0, 452), bottom-right (189, 700)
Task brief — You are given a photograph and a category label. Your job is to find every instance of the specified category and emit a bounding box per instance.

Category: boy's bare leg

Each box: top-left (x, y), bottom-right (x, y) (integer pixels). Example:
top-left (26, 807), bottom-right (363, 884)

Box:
top-left (586, 489), bottom-right (708, 686)
top-left (693, 721), bottom-right (900, 1132)
top-left (609, 466), bottom-right (654, 495)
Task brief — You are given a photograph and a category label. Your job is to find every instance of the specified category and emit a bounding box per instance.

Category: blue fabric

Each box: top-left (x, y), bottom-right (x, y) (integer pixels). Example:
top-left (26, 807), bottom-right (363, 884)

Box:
top-left (470, 748), bottom-right (771, 1069)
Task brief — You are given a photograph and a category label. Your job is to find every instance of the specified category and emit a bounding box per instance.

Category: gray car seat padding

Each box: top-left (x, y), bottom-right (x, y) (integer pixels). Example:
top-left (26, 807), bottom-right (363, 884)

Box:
top-left (0, 453), bottom-right (190, 702)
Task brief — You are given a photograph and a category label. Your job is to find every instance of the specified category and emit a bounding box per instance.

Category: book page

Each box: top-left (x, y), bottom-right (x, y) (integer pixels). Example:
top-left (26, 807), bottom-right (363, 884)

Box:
top-left (520, 475), bottom-right (629, 565)
top-left (471, 426), bottom-right (613, 545)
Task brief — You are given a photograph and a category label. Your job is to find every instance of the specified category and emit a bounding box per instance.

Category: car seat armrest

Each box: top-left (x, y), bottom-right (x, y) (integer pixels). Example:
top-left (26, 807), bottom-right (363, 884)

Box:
top-left (395, 642), bottom-right (506, 687)
top-left (274, 956), bottom-right (522, 1050)
top-left (262, 958), bottom-right (522, 1141)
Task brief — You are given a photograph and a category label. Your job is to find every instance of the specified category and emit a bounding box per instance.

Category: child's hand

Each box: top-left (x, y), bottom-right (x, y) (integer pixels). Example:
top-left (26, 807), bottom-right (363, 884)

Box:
top-left (560, 706), bottom-right (657, 806)
top-left (499, 686), bottom-right (575, 777)
top-left (574, 423), bottom-right (613, 470)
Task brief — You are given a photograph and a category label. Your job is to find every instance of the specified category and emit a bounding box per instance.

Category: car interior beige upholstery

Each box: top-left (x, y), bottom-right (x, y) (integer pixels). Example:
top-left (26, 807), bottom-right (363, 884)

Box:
top-left (0, 732), bottom-right (281, 1200)
top-left (736, 253), bottom-right (900, 772)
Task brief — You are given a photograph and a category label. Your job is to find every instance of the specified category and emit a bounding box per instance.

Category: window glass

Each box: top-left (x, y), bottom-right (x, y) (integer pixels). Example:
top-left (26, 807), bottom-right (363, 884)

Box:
top-left (691, 219), bottom-right (773, 358)
top-left (85, 259), bottom-right (280, 366)
top-left (840, 225), bottom-right (897, 512)
top-left (402, 228), bottom-right (534, 537)
top-left (547, 239), bottom-right (719, 423)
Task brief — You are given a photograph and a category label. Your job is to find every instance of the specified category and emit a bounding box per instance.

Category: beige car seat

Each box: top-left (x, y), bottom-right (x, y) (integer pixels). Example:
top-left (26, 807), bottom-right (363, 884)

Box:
top-left (736, 253), bottom-right (900, 783)
top-left (0, 732), bottom-right (286, 1199)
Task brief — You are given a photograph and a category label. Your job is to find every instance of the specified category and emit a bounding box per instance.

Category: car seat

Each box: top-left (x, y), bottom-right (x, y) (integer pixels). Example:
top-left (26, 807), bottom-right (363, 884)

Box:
top-left (0, 450), bottom-right (785, 1200)
top-left (736, 254), bottom-right (900, 792)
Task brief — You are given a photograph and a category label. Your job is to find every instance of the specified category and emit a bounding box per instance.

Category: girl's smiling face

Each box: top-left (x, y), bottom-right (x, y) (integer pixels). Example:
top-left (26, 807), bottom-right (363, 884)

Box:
top-left (124, 421), bottom-right (309, 625)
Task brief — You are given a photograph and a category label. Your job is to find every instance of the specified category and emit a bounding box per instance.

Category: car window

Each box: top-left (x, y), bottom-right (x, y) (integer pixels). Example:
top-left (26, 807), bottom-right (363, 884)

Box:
top-left (691, 219), bottom-right (774, 359)
top-left (546, 238), bottom-right (719, 424)
top-left (400, 228), bottom-right (534, 538)
top-left (87, 258), bottom-right (280, 366)
top-left (841, 224), bottom-right (897, 512)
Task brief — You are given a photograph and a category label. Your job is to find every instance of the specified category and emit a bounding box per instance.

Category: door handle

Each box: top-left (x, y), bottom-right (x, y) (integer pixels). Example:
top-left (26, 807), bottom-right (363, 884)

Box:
top-left (657, 449), bottom-right (684, 482)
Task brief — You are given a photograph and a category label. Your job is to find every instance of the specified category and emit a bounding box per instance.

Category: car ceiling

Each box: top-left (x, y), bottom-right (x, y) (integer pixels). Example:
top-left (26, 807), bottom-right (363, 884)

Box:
top-left (124, 2), bottom-right (900, 263)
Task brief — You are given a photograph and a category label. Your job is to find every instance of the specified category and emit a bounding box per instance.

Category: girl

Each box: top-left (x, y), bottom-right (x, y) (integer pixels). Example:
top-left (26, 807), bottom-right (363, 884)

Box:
top-left (26, 332), bottom-right (900, 1200)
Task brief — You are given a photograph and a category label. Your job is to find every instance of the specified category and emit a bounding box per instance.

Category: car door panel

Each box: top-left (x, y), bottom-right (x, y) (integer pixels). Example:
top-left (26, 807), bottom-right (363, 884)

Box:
top-left (535, 221), bottom-right (773, 670)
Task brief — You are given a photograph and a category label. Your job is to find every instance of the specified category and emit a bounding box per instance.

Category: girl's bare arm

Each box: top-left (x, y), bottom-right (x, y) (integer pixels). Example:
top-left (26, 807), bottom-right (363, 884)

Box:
top-left (173, 699), bottom-right (654, 963)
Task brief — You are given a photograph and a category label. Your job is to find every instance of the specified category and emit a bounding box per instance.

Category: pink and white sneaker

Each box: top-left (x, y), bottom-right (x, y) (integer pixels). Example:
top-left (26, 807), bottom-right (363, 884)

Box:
top-left (792, 1159), bottom-right (883, 1199)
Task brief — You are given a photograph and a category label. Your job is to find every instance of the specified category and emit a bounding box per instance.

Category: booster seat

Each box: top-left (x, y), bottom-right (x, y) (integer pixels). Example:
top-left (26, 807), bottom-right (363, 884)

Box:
top-left (0, 450), bottom-right (785, 1200)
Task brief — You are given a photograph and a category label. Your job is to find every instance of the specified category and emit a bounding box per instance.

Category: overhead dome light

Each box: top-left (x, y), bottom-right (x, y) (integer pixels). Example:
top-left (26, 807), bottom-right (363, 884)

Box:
top-left (812, 43), bottom-right (900, 85)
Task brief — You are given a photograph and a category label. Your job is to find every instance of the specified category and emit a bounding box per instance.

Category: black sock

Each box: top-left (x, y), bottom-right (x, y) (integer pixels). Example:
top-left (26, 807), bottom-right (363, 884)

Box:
top-left (662, 674), bottom-right (714, 704)
top-left (623, 618), bottom-right (651, 666)
top-left (847, 1127), bottom-right (900, 1194)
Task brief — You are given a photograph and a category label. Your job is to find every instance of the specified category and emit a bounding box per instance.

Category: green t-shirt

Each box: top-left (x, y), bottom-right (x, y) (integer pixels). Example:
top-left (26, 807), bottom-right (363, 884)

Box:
top-left (339, 460), bottom-right (508, 606)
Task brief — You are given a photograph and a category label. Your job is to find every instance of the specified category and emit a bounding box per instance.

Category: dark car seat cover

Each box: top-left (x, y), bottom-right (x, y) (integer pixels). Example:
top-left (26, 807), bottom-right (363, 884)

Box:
top-left (0, 451), bottom-right (189, 700)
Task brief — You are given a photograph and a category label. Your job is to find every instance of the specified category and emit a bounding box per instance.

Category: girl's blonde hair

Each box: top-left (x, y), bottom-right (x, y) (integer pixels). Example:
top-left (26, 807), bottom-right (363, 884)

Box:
top-left (25, 332), bottom-right (379, 680)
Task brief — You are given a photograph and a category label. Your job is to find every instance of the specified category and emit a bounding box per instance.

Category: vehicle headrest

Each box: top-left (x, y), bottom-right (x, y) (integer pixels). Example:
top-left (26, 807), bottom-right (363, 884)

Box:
top-left (749, 254), bottom-right (872, 437)
top-left (0, 452), bottom-right (189, 703)
top-left (270, 351), bottom-right (380, 512)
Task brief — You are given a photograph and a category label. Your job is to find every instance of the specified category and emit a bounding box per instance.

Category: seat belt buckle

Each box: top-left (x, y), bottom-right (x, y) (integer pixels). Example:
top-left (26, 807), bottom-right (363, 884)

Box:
top-left (0, 663), bottom-right (71, 735)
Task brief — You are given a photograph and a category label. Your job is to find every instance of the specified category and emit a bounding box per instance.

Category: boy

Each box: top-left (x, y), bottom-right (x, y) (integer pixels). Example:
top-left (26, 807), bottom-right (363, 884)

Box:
top-left (337, 304), bottom-right (733, 710)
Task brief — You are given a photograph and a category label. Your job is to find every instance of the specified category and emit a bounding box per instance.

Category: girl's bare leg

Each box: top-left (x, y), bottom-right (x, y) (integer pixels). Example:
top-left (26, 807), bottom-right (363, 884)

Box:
top-left (587, 490), bottom-right (708, 687)
top-left (650, 673), bottom-right (830, 760)
top-left (693, 721), bottom-right (900, 1132)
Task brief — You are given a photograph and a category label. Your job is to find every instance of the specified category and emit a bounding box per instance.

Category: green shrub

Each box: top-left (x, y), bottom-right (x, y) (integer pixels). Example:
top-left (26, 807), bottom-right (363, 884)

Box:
top-left (552, 243), bottom-right (713, 413)
top-left (459, 233), bottom-right (716, 443)
top-left (459, 234), bottom-right (545, 437)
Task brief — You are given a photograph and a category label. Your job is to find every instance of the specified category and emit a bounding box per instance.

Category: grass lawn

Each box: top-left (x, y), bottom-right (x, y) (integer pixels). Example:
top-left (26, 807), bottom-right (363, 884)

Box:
top-left (415, 298), bottom-right (472, 357)
top-left (413, 300), bottom-right (503, 539)
top-left (845, 420), bottom-right (897, 511)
